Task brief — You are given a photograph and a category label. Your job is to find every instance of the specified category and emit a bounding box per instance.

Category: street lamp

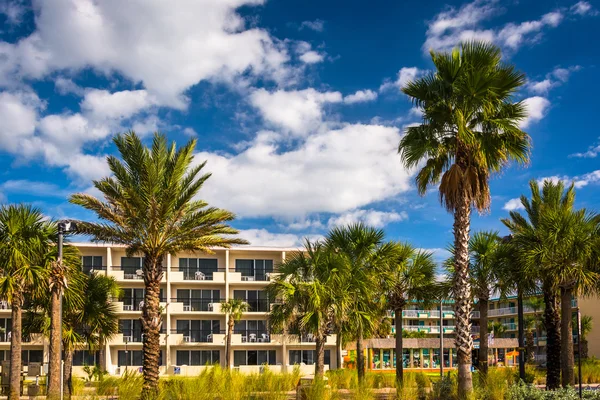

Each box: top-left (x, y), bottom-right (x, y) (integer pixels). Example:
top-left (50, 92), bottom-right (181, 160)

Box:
top-left (125, 339), bottom-right (129, 374)
top-left (57, 220), bottom-right (76, 400)
top-left (577, 307), bottom-right (583, 399)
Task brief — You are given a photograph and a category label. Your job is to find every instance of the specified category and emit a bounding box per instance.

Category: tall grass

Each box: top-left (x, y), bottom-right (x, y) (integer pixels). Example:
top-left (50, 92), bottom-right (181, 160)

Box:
top-left (577, 358), bottom-right (600, 384)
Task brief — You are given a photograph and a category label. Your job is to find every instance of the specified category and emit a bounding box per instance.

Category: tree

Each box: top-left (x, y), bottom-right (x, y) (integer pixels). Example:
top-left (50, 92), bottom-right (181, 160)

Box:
top-left (0, 205), bottom-right (51, 400)
top-left (525, 297), bottom-right (544, 362)
top-left (469, 231), bottom-right (503, 376)
top-left (501, 180), bottom-right (599, 389)
top-left (268, 240), bottom-right (341, 377)
top-left (325, 223), bottom-right (397, 382)
top-left (579, 315), bottom-right (592, 359)
top-left (398, 40), bottom-right (530, 398)
top-left (382, 243), bottom-right (436, 385)
top-left (221, 299), bottom-right (249, 369)
top-left (524, 316), bottom-right (536, 364)
top-left (70, 132), bottom-right (247, 398)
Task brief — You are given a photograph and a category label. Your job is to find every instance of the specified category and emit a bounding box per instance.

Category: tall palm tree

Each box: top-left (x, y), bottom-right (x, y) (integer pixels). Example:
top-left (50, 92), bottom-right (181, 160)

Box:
top-left (221, 299), bottom-right (249, 369)
top-left (268, 240), bottom-right (341, 378)
top-left (0, 205), bottom-right (51, 400)
top-left (502, 180), bottom-right (599, 388)
top-left (325, 223), bottom-right (397, 382)
top-left (469, 231), bottom-right (503, 376)
top-left (382, 243), bottom-right (436, 385)
top-left (70, 132), bottom-right (247, 397)
top-left (398, 40), bottom-right (530, 398)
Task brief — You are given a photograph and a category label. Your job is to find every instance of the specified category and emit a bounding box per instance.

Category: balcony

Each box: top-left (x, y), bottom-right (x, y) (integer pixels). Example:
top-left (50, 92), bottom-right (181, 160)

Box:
top-left (234, 330), bottom-right (271, 343)
top-left (82, 266), bottom-right (107, 275)
top-left (170, 268), bottom-right (226, 283)
top-left (239, 299), bottom-right (271, 313)
top-left (170, 329), bottom-right (226, 344)
top-left (228, 270), bottom-right (279, 283)
top-left (284, 333), bottom-right (338, 345)
top-left (110, 266), bottom-right (144, 280)
top-left (169, 298), bottom-right (224, 313)
top-left (502, 323), bottom-right (518, 331)
top-left (113, 297), bottom-right (167, 312)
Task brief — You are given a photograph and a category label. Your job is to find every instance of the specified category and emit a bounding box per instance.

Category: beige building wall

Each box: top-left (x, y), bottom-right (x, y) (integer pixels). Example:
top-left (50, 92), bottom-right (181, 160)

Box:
top-left (577, 295), bottom-right (600, 358)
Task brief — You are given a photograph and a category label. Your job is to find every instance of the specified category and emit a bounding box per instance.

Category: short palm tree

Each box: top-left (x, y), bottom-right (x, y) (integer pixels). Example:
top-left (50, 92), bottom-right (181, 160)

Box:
top-left (221, 299), bottom-right (249, 369)
top-left (70, 132), bottom-right (247, 397)
top-left (469, 231), bottom-right (503, 376)
top-left (399, 40), bottom-right (529, 398)
top-left (579, 315), bottom-right (593, 359)
top-left (382, 243), bottom-right (436, 385)
top-left (325, 223), bottom-right (397, 382)
top-left (268, 240), bottom-right (340, 377)
top-left (0, 205), bottom-right (51, 400)
top-left (525, 297), bottom-right (544, 361)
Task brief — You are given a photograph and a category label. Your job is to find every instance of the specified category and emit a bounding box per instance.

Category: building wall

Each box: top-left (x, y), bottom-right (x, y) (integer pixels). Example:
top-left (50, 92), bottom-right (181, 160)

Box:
top-left (577, 296), bottom-right (600, 358)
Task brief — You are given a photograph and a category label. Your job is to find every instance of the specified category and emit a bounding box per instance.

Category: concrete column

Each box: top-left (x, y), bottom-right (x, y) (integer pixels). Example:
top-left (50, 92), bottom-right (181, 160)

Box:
top-left (420, 349), bottom-right (424, 368)
top-left (449, 349), bottom-right (453, 368)
top-left (409, 348), bottom-right (414, 368)
top-left (429, 348), bottom-right (433, 370)
top-left (106, 247), bottom-right (112, 270)
top-left (225, 250), bottom-right (230, 301)
top-left (165, 254), bottom-right (171, 371)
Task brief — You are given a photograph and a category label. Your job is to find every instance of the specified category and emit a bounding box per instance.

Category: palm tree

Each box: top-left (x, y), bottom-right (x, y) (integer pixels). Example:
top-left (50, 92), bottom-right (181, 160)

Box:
top-left (70, 132), bottom-right (247, 397)
top-left (221, 299), bottom-right (249, 369)
top-left (325, 223), bottom-right (397, 382)
top-left (524, 316), bottom-right (537, 364)
top-left (579, 315), bottom-right (592, 359)
top-left (501, 180), bottom-right (599, 389)
top-left (398, 40), bottom-right (530, 398)
top-left (526, 297), bottom-right (544, 362)
top-left (382, 243), bottom-right (436, 385)
top-left (469, 231), bottom-right (503, 376)
top-left (268, 240), bottom-right (340, 378)
top-left (0, 205), bottom-right (51, 400)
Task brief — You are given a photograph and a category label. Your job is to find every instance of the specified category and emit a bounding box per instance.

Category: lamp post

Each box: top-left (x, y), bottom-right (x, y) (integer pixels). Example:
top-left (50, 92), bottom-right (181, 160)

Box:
top-left (57, 220), bottom-right (75, 400)
top-left (439, 300), bottom-right (444, 377)
top-left (125, 339), bottom-right (129, 374)
top-left (577, 307), bottom-right (582, 399)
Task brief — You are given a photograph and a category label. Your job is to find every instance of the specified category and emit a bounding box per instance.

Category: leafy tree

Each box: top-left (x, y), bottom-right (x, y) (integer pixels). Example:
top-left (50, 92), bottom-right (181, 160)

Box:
top-left (382, 243), bottom-right (436, 384)
top-left (399, 40), bottom-right (530, 398)
top-left (268, 240), bottom-right (341, 377)
top-left (325, 223), bottom-right (397, 382)
top-left (221, 299), bottom-right (249, 369)
top-left (0, 205), bottom-right (52, 400)
top-left (70, 132), bottom-right (247, 398)
top-left (469, 231), bottom-right (503, 376)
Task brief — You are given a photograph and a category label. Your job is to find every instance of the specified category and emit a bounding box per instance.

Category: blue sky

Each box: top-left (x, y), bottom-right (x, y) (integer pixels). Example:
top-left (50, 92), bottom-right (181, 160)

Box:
top-left (0, 0), bottom-right (599, 262)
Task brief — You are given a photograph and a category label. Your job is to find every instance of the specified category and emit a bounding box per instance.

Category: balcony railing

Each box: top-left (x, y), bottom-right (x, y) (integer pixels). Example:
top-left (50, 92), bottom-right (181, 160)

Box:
top-left (82, 266), bottom-right (107, 275)
top-left (501, 323), bottom-right (518, 330)
top-left (170, 298), bottom-right (225, 312)
top-left (232, 268), bottom-right (274, 282)
top-left (171, 329), bottom-right (225, 343)
top-left (116, 297), bottom-right (167, 311)
top-left (239, 299), bottom-right (271, 312)
top-left (120, 328), bottom-right (166, 343)
top-left (234, 330), bottom-right (271, 343)
top-left (178, 268), bottom-right (226, 281)
top-left (111, 266), bottom-right (144, 280)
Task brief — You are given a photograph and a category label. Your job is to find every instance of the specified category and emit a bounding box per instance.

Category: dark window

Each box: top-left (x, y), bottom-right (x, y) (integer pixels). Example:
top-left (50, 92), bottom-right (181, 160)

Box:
top-left (121, 257), bottom-right (143, 278)
top-left (179, 258), bottom-right (219, 280)
top-left (288, 350), bottom-right (331, 365)
top-left (235, 260), bottom-right (274, 281)
top-left (233, 350), bottom-right (276, 366)
top-left (118, 350), bottom-right (163, 366)
top-left (73, 350), bottom-right (99, 366)
top-left (176, 350), bottom-right (220, 366)
top-left (82, 256), bottom-right (103, 273)
top-left (232, 290), bottom-right (269, 312)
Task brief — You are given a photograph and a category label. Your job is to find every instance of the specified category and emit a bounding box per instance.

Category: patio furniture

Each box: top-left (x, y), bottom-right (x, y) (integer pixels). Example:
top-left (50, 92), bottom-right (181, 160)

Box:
top-left (249, 333), bottom-right (257, 342)
top-left (135, 269), bottom-right (143, 279)
top-left (260, 333), bottom-right (269, 342)
top-left (195, 271), bottom-right (206, 280)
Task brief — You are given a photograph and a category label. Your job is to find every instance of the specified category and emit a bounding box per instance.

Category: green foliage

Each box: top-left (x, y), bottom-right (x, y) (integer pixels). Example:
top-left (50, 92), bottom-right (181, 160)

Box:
top-left (577, 358), bottom-right (600, 384)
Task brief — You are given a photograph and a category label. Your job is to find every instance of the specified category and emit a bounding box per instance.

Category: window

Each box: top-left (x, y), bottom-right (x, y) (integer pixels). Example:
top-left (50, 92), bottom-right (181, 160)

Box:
top-left (289, 350), bottom-right (331, 366)
top-left (0, 318), bottom-right (11, 342)
top-left (118, 350), bottom-right (163, 366)
top-left (176, 320), bottom-right (220, 342)
top-left (179, 258), bottom-right (219, 280)
top-left (176, 289), bottom-right (221, 312)
top-left (233, 350), bottom-right (276, 366)
top-left (120, 319), bottom-right (143, 342)
top-left (233, 290), bottom-right (269, 312)
top-left (82, 256), bottom-right (103, 273)
top-left (73, 350), bottom-right (99, 366)
top-left (121, 288), bottom-right (165, 310)
top-left (176, 350), bottom-right (219, 366)
top-left (22, 350), bottom-right (43, 365)
top-left (121, 257), bottom-right (144, 278)
top-left (235, 259), bottom-right (273, 281)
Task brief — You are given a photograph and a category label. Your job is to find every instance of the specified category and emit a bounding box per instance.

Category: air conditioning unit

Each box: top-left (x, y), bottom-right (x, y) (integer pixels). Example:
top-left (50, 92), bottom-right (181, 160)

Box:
top-left (183, 336), bottom-right (191, 343)
top-left (123, 305), bottom-right (133, 311)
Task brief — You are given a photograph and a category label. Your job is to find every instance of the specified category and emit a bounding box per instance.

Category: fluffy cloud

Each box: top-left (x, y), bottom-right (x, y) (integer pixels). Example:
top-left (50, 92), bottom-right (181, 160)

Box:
top-left (520, 96), bottom-right (550, 128)
top-left (0, 0), bottom-right (292, 108)
top-left (423, 0), bottom-right (583, 53)
top-left (570, 139), bottom-right (600, 158)
top-left (380, 67), bottom-right (425, 92)
top-left (537, 170), bottom-right (600, 189)
top-left (327, 209), bottom-right (408, 228)
top-left (570, 1), bottom-right (598, 16)
top-left (299, 20), bottom-right (325, 32)
top-left (503, 198), bottom-right (524, 211)
top-left (527, 66), bottom-right (580, 94)
top-left (81, 89), bottom-right (158, 120)
top-left (237, 229), bottom-right (320, 248)
top-left (0, 90), bottom-right (42, 152)
top-left (343, 90), bottom-right (378, 104)
top-left (249, 88), bottom-right (342, 135)
top-left (299, 51), bottom-right (324, 64)
top-left (195, 123), bottom-right (414, 218)
top-left (0, 179), bottom-right (68, 198)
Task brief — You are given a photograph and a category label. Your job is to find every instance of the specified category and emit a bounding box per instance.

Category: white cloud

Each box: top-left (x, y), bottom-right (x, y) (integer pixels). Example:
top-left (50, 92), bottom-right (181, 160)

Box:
top-left (249, 88), bottom-right (342, 135)
top-left (0, 0), bottom-right (292, 107)
top-left (327, 209), bottom-right (408, 228)
top-left (423, 0), bottom-right (580, 53)
top-left (503, 198), bottom-right (524, 211)
top-left (0, 179), bottom-right (68, 198)
top-left (183, 127), bottom-right (198, 137)
top-left (81, 89), bottom-right (158, 120)
top-left (196, 123), bottom-right (414, 218)
top-left (527, 66), bottom-right (580, 94)
top-left (0, 0), bottom-right (27, 25)
top-left (343, 90), bottom-right (378, 104)
top-left (537, 170), bottom-right (600, 189)
top-left (570, 1), bottom-right (598, 16)
top-left (237, 229), bottom-right (316, 248)
top-left (299, 51), bottom-right (324, 64)
top-left (520, 96), bottom-right (550, 128)
top-left (54, 77), bottom-right (84, 96)
top-left (299, 20), bottom-right (325, 32)
top-left (570, 139), bottom-right (600, 158)
top-left (380, 67), bottom-right (425, 92)
top-left (420, 248), bottom-right (452, 264)
top-left (0, 90), bottom-right (42, 152)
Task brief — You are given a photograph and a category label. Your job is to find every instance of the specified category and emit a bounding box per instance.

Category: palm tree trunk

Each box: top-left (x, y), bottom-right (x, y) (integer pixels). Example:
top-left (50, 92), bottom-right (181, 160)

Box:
top-left (8, 297), bottom-right (22, 400)
top-left (526, 330), bottom-right (535, 363)
top-left (453, 181), bottom-right (473, 399)
top-left (141, 255), bottom-right (163, 400)
top-left (543, 282), bottom-right (561, 390)
top-left (478, 297), bottom-right (489, 377)
top-left (394, 307), bottom-right (403, 386)
top-left (560, 286), bottom-right (574, 387)
top-left (63, 350), bottom-right (73, 399)
top-left (315, 333), bottom-right (325, 378)
top-left (226, 318), bottom-right (234, 369)
top-left (336, 328), bottom-right (343, 369)
top-left (356, 326), bottom-right (365, 382)
top-left (47, 289), bottom-right (62, 399)
top-left (98, 346), bottom-right (106, 372)
top-left (535, 312), bottom-right (542, 363)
